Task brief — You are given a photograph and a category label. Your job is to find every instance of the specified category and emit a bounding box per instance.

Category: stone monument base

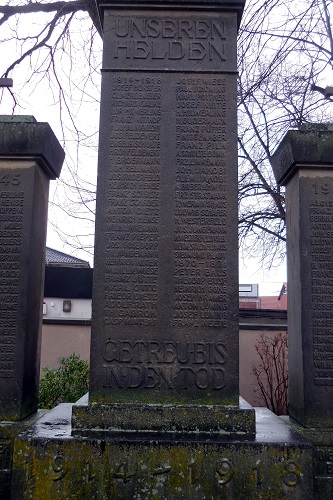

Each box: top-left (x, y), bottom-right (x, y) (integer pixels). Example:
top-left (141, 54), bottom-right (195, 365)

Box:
top-left (11, 402), bottom-right (313, 498)
top-left (0, 411), bottom-right (48, 497)
top-left (284, 418), bottom-right (333, 499)
top-left (72, 397), bottom-right (255, 438)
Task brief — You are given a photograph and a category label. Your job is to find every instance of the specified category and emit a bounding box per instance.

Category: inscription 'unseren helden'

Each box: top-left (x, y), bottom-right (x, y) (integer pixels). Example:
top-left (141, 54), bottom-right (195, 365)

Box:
top-left (0, 173), bottom-right (23, 379)
top-left (102, 340), bottom-right (227, 390)
top-left (109, 18), bottom-right (226, 63)
top-left (310, 182), bottom-right (333, 385)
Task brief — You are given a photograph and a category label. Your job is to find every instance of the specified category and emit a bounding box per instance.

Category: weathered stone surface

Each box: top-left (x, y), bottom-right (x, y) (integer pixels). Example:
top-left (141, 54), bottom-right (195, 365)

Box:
top-left (272, 127), bottom-right (333, 429)
top-left (282, 418), bottom-right (333, 499)
top-left (11, 403), bottom-right (313, 499)
top-left (72, 397), bottom-right (255, 437)
top-left (0, 411), bottom-right (47, 498)
top-left (0, 118), bottom-right (64, 421)
top-left (0, 437), bottom-right (12, 498)
top-left (0, 116), bottom-right (64, 179)
top-left (90, 0), bottom-right (241, 409)
top-left (271, 125), bottom-right (333, 186)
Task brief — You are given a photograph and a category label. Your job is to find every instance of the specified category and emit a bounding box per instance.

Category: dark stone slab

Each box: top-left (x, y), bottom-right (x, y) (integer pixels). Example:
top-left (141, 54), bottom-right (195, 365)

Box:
top-left (10, 403), bottom-right (313, 499)
top-left (0, 118), bottom-right (64, 421)
top-left (0, 116), bottom-right (65, 179)
top-left (272, 128), bottom-right (333, 429)
top-left (90, 0), bottom-right (240, 409)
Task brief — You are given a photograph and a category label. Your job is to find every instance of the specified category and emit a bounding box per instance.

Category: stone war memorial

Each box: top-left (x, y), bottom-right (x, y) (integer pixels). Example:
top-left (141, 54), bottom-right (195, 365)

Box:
top-left (1, 0), bottom-right (331, 498)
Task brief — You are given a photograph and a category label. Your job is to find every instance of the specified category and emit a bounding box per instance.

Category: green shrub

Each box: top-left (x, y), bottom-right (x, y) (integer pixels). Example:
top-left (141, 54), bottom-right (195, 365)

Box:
top-left (38, 353), bottom-right (89, 409)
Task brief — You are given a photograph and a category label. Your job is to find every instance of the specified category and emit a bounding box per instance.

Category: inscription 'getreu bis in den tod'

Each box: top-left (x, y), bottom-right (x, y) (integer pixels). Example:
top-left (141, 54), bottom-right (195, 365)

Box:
top-left (102, 340), bottom-right (227, 390)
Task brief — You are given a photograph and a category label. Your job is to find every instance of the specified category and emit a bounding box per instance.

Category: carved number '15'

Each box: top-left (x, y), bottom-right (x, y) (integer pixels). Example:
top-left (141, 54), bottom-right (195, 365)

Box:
top-left (0, 173), bottom-right (20, 186)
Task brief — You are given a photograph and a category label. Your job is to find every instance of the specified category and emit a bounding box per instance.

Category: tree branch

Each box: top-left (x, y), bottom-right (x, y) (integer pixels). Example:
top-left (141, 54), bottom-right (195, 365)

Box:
top-left (0, 1), bottom-right (87, 17)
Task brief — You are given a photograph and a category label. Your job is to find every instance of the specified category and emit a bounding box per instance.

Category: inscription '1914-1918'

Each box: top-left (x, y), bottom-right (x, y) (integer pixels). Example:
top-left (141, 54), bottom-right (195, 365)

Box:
top-left (102, 340), bottom-right (227, 390)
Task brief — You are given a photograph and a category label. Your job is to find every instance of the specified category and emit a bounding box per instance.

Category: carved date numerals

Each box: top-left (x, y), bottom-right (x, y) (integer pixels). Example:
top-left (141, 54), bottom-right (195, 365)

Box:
top-left (188, 458), bottom-right (199, 485)
top-left (0, 173), bottom-right (20, 186)
top-left (282, 462), bottom-right (299, 487)
top-left (153, 465), bottom-right (171, 476)
top-left (50, 455), bottom-right (67, 481)
top-left (216, 458), bottom-right (234, 485)
top-left (24, 453), bottom-right (35, 499)
top-left (312, 182), bottom-right (332, 195)
top-left (113, 463), bottom-right (134, 483)
top-left (84, 459), bottom-right (96, 483)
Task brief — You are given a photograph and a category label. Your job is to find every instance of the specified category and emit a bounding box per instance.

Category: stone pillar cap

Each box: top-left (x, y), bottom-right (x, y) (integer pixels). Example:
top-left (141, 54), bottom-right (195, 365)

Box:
top-left (94, 0), bottom-right (246, 34)
top-left (271, 124), bottom-right (333, 186)
top-left (0, 116), bottom-right (65, 179)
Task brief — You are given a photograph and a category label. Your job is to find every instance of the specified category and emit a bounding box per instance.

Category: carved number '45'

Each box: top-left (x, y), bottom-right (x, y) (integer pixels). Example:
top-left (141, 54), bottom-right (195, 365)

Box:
top-left (0, 173), bottom-right (20, 186)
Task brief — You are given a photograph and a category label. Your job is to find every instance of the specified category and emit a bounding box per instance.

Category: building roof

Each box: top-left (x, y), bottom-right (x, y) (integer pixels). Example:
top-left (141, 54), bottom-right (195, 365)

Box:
top-left (239, 283), bottom-right (287, 311)
top-left (45, 247), bottom-right (90, 268)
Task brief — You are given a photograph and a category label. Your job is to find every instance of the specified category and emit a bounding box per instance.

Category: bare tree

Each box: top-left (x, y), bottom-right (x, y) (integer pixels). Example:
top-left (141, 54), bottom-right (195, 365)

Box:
top-left (0, 1), bottom-right (102, 257)
top-left (251, 331), bottom-right (288, 416)
top-left (238, 0), bottom-right (333, 267)
top-left (1, 0), bottom-right (333, 262)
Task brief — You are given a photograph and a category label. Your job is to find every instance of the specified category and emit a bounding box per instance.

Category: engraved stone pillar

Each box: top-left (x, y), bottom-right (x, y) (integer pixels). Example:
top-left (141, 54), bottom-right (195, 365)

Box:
top-left (0, 116), bottom-right (64, 421)
top-left (272, 125), bottom-right (333, 496)
top-left (73, 0), bottom-right (254, 434)
top-left (272, 125), bottom-right (333, 428)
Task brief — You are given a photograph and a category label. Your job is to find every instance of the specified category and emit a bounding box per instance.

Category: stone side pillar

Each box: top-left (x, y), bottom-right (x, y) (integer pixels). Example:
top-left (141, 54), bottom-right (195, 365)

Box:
top-left (272, 125), bottom-right (333, 497)
top-left (0, 116), bottom-right (64, 421)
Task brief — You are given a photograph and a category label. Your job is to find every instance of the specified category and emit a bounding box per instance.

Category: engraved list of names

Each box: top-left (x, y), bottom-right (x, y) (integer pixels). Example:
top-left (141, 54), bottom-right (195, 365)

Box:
top-left (173, 77), bottom-right (227, 329)
top-left (309, 179), bottom-right (333, 385)
top-left (0, 172), bottom-right (23, 379)
top-left (103, 75), bottom-right (161, 328)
